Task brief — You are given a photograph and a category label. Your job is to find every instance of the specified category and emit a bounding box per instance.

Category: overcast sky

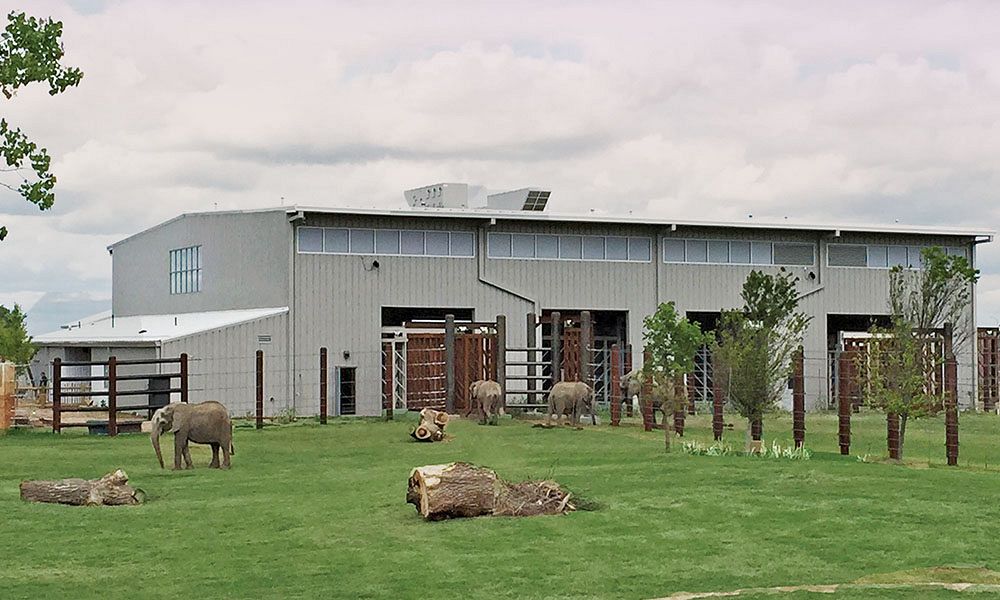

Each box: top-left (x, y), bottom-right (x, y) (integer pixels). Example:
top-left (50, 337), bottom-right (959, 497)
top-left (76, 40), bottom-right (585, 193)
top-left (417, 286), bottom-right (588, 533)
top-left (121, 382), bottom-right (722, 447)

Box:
top-left (2, 0), bottom-right (999, 334)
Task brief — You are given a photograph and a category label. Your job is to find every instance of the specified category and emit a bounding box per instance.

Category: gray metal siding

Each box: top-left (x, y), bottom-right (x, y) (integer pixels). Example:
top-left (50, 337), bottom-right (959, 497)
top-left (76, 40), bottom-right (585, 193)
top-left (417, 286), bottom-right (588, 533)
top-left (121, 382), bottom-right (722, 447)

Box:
top-left (112, 211), bottom-right (289, 317)
top-left (161, 312), bottom-right (289, 417)
top-left (98, 209), bottom-right (981, 416)
top-left (292, 242), bottom-right (531, 416)
top-left (291, 214), bottom-right (978, 414)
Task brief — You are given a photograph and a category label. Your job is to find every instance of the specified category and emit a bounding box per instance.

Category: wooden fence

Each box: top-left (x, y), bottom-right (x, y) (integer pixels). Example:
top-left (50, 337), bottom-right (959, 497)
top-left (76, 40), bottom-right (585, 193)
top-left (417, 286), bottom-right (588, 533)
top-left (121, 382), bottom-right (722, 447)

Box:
top-left (52, 355), bottom-right (188, 435)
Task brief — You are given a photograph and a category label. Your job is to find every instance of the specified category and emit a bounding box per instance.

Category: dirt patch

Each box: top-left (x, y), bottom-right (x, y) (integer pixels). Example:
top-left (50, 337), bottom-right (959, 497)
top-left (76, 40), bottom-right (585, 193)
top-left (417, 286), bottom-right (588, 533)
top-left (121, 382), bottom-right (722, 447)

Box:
top-left (854, 566), bottom-right (1000, 585)
top-left (654, 566), bottom-right (1000, 599)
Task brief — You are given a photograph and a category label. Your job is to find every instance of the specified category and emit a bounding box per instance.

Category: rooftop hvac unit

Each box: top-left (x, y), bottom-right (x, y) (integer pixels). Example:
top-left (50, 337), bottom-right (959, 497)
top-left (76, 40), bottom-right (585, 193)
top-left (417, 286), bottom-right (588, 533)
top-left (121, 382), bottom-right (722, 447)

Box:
top-left (486, 188), bottom-right (550, 211)
top-left (404, 183), bottom-right (549, 211)
top-left (404, 183), bottom-right (486, 209)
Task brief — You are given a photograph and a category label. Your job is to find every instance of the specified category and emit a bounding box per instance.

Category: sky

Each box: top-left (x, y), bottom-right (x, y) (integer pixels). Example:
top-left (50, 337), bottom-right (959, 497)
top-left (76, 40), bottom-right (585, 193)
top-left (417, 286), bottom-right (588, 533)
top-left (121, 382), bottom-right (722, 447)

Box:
top-left (1, 0), bottom-right (999, 335)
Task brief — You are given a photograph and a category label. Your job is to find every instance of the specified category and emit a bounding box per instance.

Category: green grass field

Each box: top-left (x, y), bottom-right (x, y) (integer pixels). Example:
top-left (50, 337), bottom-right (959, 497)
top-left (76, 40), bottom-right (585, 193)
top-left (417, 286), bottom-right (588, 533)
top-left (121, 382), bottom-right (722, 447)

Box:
top-left (2, 411), bottom-right (1000, 599)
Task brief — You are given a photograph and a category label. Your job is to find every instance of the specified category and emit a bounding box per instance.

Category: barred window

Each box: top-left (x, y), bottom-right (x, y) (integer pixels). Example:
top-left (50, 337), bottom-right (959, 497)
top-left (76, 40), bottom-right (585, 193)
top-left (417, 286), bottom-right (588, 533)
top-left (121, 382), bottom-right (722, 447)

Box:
top-left (298, 227), bottom-right (474, 258)
top-left (663, 238), bottom-right (814, 267)
top-left (828, 243), bottom-right (963, 269)
top-left (169, 246), bottom-right (202, 295)
top-left (487, 233), bottom-right (651, 262)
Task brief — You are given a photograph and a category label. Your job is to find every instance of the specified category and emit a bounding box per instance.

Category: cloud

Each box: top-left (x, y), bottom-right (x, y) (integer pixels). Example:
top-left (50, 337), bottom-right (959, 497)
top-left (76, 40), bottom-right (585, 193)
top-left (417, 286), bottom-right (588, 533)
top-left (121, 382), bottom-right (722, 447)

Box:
top-left (0, 0), bottom-right (998, 324)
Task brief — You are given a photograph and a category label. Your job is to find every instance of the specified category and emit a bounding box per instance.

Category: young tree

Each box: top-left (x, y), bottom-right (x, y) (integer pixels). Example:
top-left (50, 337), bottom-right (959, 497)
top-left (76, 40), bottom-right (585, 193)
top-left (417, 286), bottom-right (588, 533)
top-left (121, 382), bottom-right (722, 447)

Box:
top-left (889, 246), bottom-right (978, 346)
top-left (713, 270), bottom-right (811, 447)
top-left (642, 301), bottom-right (712, 450)
top-left (858, 247), bottom-right (979, 459)
top-left (0, 11), bottom-right (83, 240)
top-left (0, 304), bottom-right (36, 366)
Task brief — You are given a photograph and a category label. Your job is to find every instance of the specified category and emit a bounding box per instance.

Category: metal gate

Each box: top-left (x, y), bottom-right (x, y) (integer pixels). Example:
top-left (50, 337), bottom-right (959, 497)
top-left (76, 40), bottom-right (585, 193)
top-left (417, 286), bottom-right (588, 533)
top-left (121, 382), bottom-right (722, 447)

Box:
top-left (382, 323), bottom-right (498, 412)
top-left (831, 330), bottom-right (946, 410)
top-left (979, 327), bottom-right (999, 411)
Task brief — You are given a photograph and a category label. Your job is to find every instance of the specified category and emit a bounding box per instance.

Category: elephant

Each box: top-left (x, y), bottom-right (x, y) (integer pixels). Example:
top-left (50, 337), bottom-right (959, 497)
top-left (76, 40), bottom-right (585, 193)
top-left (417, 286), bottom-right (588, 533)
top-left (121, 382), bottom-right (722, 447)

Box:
top-left (621, 369), bottom-right (668, 424)
top-left (150, 401), bottom-right (234, 470)
top-left (545, 381), bottom-right (594, 427)
top-left (470, 379), bottom-right (504, 425)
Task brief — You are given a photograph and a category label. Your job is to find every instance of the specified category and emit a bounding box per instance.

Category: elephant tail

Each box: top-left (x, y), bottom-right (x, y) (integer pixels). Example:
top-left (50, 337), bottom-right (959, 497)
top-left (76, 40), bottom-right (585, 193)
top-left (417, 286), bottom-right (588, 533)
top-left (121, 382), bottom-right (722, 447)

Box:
top-left (230, 441), bottom-right (235, 455)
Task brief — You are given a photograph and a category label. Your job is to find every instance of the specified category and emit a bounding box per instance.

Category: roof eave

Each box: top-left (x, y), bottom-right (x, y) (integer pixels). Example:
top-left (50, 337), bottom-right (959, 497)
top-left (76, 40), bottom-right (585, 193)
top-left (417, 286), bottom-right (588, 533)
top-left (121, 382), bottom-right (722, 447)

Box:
top-left (286, 205), bottom-right (994, 239)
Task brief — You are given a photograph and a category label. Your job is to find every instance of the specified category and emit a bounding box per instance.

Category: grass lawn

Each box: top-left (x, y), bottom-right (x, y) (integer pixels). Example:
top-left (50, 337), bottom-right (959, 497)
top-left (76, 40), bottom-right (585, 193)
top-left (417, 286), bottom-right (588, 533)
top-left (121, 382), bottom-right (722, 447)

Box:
top-left (2, 410), bottom-right (1000, 599)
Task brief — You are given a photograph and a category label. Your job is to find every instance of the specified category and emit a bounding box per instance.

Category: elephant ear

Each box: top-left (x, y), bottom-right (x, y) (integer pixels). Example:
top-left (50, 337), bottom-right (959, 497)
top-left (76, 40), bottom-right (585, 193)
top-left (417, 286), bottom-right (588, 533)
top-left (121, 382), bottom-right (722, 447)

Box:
top-left (169, 406), bottom-right (186, 433)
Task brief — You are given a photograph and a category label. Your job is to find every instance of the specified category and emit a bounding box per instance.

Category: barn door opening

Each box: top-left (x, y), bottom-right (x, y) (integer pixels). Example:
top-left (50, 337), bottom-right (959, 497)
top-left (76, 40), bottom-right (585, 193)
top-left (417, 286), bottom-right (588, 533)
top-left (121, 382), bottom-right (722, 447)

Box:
top-left (539, 310), bottom-right (627, 405)
top-left (336, 367), bottom-right (357, 416)
top-left (686, 312), bottom-right (722, 408)
top-left (382, 311), bottom-right (498, 414)
top-left (827, 314), bottom-right (892, 409)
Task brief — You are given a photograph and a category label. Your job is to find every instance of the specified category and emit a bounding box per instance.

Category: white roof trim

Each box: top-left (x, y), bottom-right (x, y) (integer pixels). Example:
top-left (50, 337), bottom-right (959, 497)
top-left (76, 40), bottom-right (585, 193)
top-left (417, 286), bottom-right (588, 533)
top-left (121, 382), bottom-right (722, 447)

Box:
top-left (34, 307), bottom-right (288, 345)
top-left (106, 205), bottom-right (992, 251)
top-left (286, 205), bottom-right (994, 238)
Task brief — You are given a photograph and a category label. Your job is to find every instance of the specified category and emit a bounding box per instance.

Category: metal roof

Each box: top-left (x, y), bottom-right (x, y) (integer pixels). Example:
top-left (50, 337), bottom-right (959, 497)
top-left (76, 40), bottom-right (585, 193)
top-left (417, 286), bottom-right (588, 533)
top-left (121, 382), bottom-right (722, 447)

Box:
top-left (108, 204), bottom-right (994, 250)
top-left (286, 205), bottom-right (995, 238)
top-left (34, 307), bottom-right (288, 346)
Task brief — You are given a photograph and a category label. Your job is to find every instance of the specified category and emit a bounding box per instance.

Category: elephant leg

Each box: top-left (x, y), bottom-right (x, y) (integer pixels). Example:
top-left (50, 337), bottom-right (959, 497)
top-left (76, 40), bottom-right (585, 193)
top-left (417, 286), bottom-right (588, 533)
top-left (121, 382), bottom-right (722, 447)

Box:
top-left (221, 438), bottom-right (231, 469)
top-left (478, 402), bottom-right (486, 425)
top-left (173, 435), bottom-right (186, 470)
top-left (209, 443), bottom-right (221, 468)
top-left (182, 442), bottom-right (194, 469)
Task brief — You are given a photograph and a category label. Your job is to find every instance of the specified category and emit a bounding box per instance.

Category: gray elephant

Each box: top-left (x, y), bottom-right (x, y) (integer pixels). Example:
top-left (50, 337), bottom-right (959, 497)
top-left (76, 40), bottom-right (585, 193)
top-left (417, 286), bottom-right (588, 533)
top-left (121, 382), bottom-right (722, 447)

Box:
top-left (470, 379), bottom-right (503, 425)
top-left (545, 381), bottom-right (594, 427)
top-left (150, 401), bottom-right (234, 470)
top-left (621, 369), bottom-right (666, 424)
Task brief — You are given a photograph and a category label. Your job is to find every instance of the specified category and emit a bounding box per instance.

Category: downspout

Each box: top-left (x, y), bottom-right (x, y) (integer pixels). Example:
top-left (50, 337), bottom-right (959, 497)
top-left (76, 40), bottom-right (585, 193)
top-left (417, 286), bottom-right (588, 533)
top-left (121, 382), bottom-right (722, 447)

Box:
top-left (287, 211), bottom-right (304, 414)
top-left (794, 232), bottom-right (831, 409)
top-left (796, 232), bottom-right (828, 302)
top-left (970, 236), bottom-right (992, 410)
top-left (477, 222), bottom-right (538, 313)
top-left (796, 286), bottom-right (825, 302)
top-left (655, 228), bottom-right (664, 307)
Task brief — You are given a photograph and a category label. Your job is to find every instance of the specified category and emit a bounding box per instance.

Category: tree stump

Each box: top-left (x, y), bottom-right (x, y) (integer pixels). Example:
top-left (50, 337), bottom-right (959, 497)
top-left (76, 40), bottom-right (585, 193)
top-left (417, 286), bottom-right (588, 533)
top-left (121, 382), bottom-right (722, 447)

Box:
top-left (406, 462), bottom-right (575, 520)
top-left (410, 408), bottom-right (449, 442)
top-left (20, 469), bottom-right (144, 506)
top-left (407, 463), bottom-right (498, 520)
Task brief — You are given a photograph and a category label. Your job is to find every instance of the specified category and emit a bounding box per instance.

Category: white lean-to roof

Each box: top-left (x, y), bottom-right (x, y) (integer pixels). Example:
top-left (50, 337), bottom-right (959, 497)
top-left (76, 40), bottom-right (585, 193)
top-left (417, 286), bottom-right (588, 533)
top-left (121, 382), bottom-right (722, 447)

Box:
top-left (34, 307), bottom-right (288, 346)
top-left (107, 205), bottom-right (994, 250)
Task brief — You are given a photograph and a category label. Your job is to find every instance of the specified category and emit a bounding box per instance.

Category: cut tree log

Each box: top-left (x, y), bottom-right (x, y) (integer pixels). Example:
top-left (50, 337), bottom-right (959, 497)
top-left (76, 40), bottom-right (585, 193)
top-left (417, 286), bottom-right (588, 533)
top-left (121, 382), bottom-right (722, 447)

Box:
top-left (423, 408), bottom-right (449, 428)
top-left (20, 469), bottom-right (144, 506)
top-left (410, 422), bottom-right (444, 442)
top-left (410, 408), bottom-right (449, 442)
top-left (406, 462), bottom-right (575, 520)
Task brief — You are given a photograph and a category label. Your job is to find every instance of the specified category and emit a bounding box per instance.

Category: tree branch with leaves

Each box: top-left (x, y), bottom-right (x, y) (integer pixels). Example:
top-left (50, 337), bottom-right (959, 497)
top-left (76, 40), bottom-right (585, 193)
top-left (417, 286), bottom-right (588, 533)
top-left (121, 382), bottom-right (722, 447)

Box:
top-left (642, 301), bottom-right (712, 450)
top-left (858, 246), bottom-right (979, 459)
top-left (0, 11), bottom-right (82, 240)
top-left (0, 304), bottom-right (36, 369)
top-left (713, 270), bottom-right (811, 447)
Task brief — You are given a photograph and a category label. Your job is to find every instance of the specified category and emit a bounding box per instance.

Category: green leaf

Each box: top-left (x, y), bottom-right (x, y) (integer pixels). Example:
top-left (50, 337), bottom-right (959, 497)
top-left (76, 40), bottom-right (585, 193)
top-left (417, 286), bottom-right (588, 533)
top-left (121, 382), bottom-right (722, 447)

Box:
top-left (0, 11), bottom-right (82, 239)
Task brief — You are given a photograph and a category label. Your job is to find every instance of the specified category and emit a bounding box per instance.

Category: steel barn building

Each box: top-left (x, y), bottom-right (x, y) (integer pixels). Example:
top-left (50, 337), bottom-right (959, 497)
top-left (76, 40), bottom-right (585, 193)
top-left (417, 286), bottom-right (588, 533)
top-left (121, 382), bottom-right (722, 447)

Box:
top-left (33, 184), bottom-right (993, 417)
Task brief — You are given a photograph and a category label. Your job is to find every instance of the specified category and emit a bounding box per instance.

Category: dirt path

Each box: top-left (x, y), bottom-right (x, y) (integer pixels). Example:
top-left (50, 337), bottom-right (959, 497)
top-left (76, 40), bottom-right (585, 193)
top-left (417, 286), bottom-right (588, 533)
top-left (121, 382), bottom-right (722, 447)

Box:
top-left (655, 581), bottom-right (1000, 599)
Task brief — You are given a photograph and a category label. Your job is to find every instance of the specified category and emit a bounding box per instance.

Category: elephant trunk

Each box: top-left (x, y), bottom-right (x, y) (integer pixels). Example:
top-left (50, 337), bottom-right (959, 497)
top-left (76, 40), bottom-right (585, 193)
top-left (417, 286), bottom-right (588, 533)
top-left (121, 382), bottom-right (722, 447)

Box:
top-left (151, 424), bottom-right (165, 469)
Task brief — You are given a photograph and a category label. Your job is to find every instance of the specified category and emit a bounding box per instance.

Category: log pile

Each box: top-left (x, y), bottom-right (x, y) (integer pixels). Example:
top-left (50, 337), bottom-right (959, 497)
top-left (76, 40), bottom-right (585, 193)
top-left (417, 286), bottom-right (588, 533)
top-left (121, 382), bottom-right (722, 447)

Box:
top-left (20, 469), bottom-right (144, 506)
top-left (410, 408), bottom-right (449, 442)
top-left (406, 462), bottom-right (575, 520)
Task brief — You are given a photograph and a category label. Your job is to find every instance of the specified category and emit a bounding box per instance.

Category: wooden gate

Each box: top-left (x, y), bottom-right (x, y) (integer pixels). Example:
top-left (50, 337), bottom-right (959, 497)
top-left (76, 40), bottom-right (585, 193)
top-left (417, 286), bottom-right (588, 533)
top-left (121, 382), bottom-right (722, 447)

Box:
top-left (834, 331), bottom-right (946, 410)
top-left (403, 325), bottom-right (498, 412)
top-left (404, 332), bottom-right (447, 410)
top-left (562, 328), bottom-right (584, 382)
top-left (979, 327), bottom-right (999, 411)
top-left (455, 333), bottom-right (497, 415)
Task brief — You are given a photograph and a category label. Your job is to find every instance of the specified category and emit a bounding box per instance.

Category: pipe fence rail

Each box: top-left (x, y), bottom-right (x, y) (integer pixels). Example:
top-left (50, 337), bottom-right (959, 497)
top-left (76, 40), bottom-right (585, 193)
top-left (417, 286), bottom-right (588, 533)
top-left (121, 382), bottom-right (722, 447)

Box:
top-left (51, 354), bottom-right (188, 435)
